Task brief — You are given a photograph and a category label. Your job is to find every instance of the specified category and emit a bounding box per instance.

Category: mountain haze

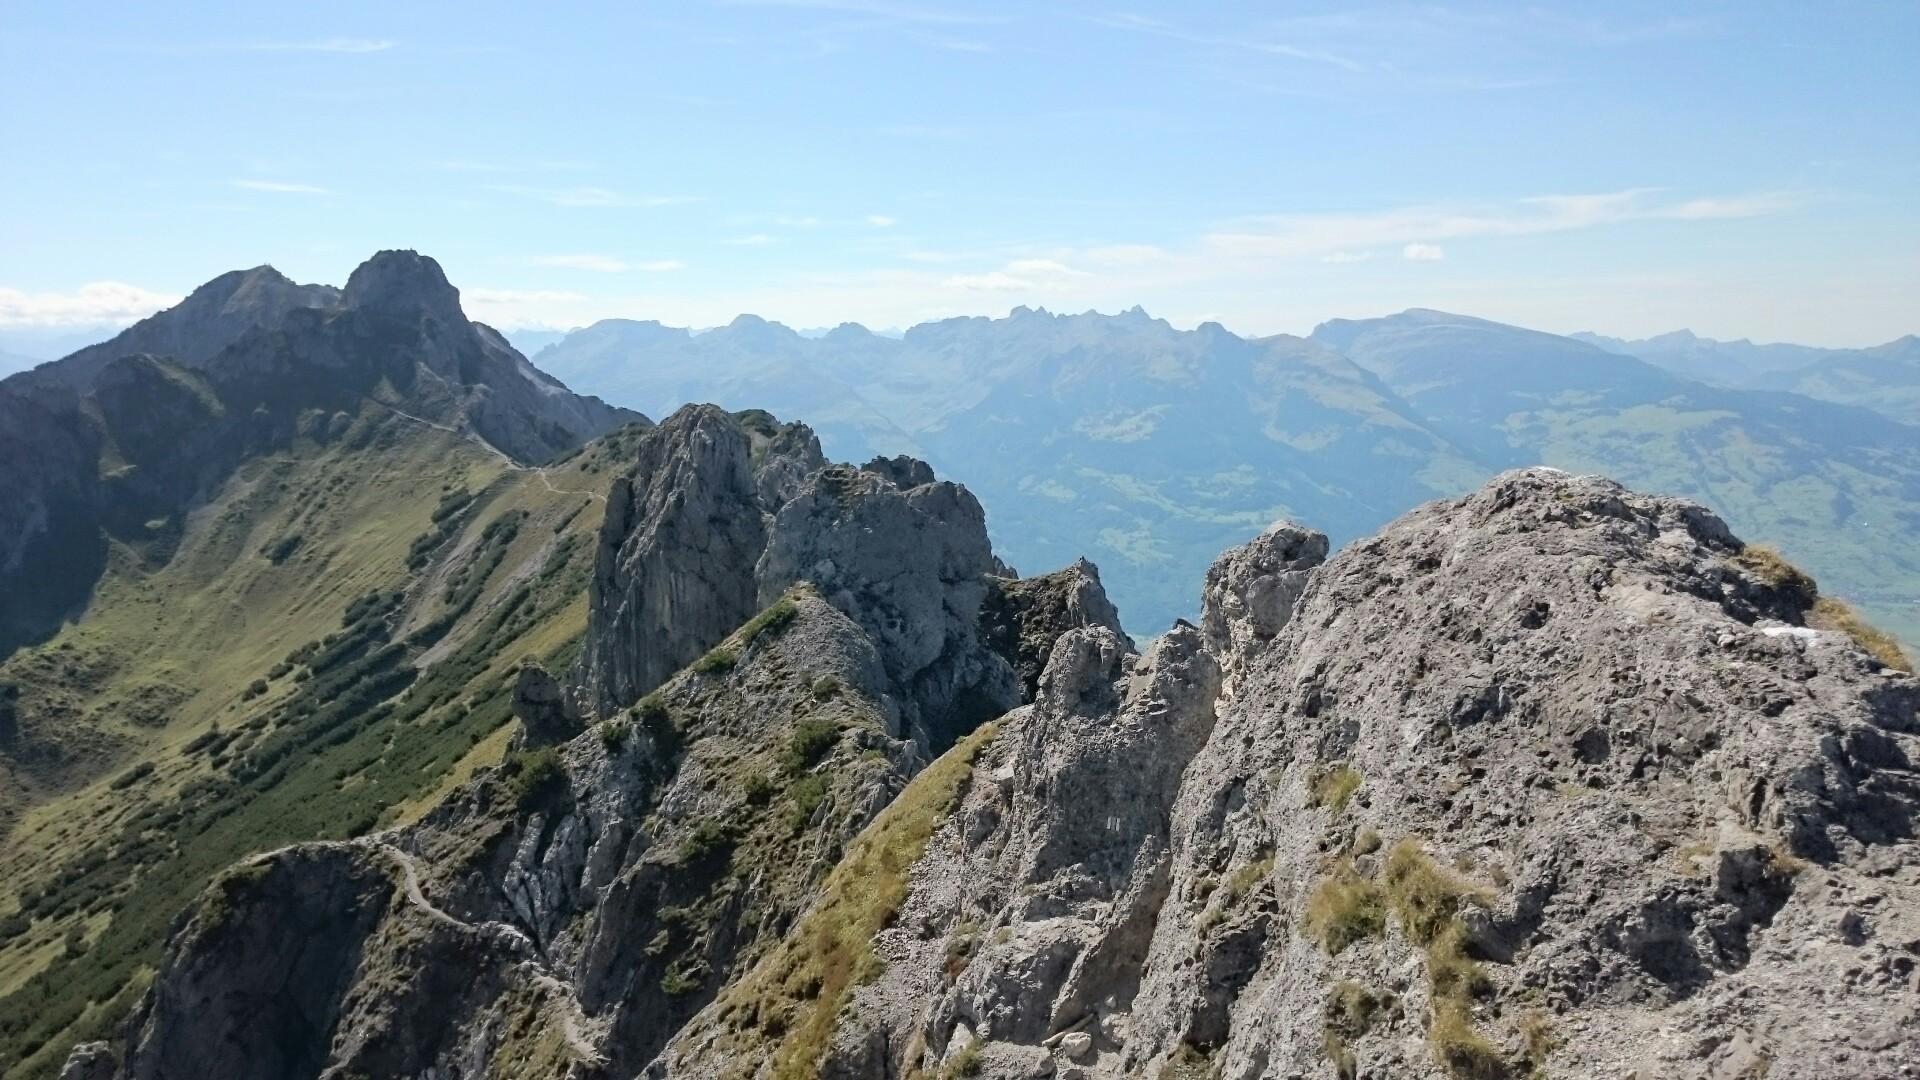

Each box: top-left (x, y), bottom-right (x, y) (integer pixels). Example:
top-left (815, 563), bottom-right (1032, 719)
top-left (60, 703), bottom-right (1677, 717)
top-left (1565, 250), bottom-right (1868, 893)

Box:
top-left (1577, 328), bottom-right (1920, 427)
top-left (536, 306), bottom-right (1920, 646)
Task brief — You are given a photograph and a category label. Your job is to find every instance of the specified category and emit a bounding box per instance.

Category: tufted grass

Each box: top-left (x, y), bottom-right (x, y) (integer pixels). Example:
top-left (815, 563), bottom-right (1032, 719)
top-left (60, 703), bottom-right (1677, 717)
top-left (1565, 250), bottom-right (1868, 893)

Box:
top-left (712, 722), bottom-right (999, 1080)
top-left (1312, 765), bottom-right (1363, 813)
top-left (1811, 597), bottom-right (1913, 673)
top-left (1303, 857), bottom-right (1387, 954)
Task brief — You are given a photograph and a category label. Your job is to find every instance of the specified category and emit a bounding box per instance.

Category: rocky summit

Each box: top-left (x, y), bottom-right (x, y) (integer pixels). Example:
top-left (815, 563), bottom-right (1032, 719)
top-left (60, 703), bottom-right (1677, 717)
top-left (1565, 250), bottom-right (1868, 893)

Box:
top-left (58, 439), bottom-right (1918, 1079)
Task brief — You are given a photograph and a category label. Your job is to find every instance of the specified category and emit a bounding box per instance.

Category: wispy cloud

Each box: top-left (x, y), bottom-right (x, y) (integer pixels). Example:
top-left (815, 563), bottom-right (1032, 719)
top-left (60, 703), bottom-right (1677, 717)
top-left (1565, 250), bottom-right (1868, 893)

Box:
top-left (0, 282), bottom-right (181, 328)
top-left (239, 37), bottom-right (396, 54)
top-left (435, 159), bottom-right (591, 174)
top-left (1402, 243), bottom-right (1445, 262)
top-left (231, 179), bottom-right (329, 194)
top-left (490, 185), bottom-right (697, 208)
top-left (1090, 12), bottom-right (1366, 73)
top-left (1320, 251), bottom-right (1373, 264)
top-left (718, 0), bottom-right (1006, 27)
top-left (529, 254), bottom-right (686, 273)
top-left (531, 254), bottom-right (629, 273)
top-left (1207, 189), bottom-right (1799, 260)
top-left (946, 258), bottom-right (1087, 291)
top-left (866, 214), bottom-right (898, 227)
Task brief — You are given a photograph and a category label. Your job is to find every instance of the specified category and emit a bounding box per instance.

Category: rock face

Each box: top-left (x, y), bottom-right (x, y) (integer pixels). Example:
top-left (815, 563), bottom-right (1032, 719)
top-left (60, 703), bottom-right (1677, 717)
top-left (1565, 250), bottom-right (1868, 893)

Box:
top-left (669, 468), bottom-right (1920, 1080)
top-left (0, 250), bottom-right (641, 660)
top-left (582, 405), bottom-right (1053, 754)
top-left (74, 465), bottom-right (1920, 1080)
top-left (511, 663), bottom-right (582, 747)
top-left (1199, 520), bottom-right (1325, 694)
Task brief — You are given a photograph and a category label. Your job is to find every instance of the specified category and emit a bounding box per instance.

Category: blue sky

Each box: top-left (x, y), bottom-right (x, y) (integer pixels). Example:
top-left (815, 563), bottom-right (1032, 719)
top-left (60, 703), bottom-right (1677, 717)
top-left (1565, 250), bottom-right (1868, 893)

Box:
top-left (2, 1), bottom-right (1916, 349)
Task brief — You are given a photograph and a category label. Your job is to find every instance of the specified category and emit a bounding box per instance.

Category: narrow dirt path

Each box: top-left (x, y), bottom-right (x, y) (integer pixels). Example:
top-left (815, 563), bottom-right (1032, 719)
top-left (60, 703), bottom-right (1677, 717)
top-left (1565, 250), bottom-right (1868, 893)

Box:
top-left (369, 841), bottom-right (605, 1064)
top-left (368, 399), bottom-right (607, 502)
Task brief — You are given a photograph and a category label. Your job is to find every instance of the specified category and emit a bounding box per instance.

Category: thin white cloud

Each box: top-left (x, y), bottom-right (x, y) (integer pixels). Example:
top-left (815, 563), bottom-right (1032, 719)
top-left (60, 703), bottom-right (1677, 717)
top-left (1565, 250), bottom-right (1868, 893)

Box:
top-left (1403, 243), bottom-right (1445, 261)
top-left (1321, 251), bottom-right (1373, 264)
top-left (945, 258), bottom-right (1086, 291)
top-left (435, 159), bottom-right (591, 174)
top-left (531, 254), bottom-right (631, 273)
top-left (718, 0), bottom-right (1006, 27)
top-left (232, 179), bottom-right (329, 194)
top-left (634, 260), bottom-right (686, 272)
top-left (1208, 189), bottom-right (1797, 260)
top-left (240, 38), bottom-right (396, 53)
top-left (462, 288), bottom-right (592, 329)
top-left (723, 234), bottom-right (778, 246)
top-left (945, 270), bottom-right (1035, 291)
top-left (1004, 258), bottom-right (1087, 277)
top-left (0, 282), bottom-right (181, 328)
top-left (1090, 12), bottom-right (1366, 73)
top-left (491, 185), bottom-right (697, 208)
top-left (866, 214), bottom-right (898, 227)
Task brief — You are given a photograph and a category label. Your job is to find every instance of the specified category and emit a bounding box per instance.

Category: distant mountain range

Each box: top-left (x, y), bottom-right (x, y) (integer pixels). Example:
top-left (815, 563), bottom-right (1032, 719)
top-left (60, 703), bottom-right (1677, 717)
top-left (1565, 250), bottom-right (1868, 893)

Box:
top-left (1575, 328), bottom-right (1920, 426)
top-left (532, 307), bottom-right (1920, 645)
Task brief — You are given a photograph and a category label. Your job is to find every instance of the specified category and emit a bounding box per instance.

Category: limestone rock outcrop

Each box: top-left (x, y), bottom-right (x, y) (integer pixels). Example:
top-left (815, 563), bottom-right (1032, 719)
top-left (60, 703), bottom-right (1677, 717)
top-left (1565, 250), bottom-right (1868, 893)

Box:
top-left (75, 464), bottom-right (1920, 1080)
top-left (582, 405), bottom-right (1076, 754)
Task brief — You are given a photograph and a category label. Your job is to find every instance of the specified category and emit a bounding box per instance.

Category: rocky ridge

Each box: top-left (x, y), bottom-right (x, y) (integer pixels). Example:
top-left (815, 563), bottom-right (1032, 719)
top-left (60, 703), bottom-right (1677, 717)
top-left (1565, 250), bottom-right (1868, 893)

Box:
top-left (69, 459), bottom-right (1920, 1078)
top-left (86, 406), bottom-right (1128, 1079)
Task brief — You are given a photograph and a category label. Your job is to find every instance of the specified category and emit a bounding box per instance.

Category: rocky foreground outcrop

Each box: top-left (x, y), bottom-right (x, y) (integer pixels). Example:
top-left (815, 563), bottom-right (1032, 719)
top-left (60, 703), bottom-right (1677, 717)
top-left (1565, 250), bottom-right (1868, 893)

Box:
top-left (77, 462), bottom-right (1919, 1079)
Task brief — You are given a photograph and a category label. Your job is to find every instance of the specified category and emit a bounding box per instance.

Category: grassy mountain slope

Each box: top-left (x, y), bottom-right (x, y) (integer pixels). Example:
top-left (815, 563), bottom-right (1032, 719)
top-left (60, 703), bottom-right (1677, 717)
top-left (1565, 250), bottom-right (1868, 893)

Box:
top-left (0, 408), bottom-right (648, 1077)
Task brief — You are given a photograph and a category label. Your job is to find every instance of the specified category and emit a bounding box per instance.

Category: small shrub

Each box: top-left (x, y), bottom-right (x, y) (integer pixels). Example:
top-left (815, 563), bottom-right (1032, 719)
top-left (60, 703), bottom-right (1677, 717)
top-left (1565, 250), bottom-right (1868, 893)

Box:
top-left (1351, 827), bottom-right (1382, 855)
top-left (1312, 765), bottom-right (1362, 813)
top-left (742, 772), bottom-right (777, 804)
top-left (241, 678), bottom-right (269, 701)
top-left (660, 962), bottom-right (705, 997)
top-left (811, 675), bottom-right (843, 701)
top-left (1303, 858), bottom-right (1386, 954)
top-left (675, 820), bottom-right (736, 866)
top-left (634, 694), bottom-right (683, 755)
top-left (1810, 596), bottom-right (1913, 672)
top-left (109, 762), bottom-right (155, 790)
top-left (785, 773), bottom-right (829, 833)
top-left (781, 717), bottom-right (841, 775)
top-left (259, 533), bottom-right (303, 564)
top-left (499, 747), bottom-right (566, 809)
top-left (693, 647), bottom-right (737, 675)
top-left (739, 597), bottom-right (799, 646)
top-left (599, 720), bottom-right (630, 753)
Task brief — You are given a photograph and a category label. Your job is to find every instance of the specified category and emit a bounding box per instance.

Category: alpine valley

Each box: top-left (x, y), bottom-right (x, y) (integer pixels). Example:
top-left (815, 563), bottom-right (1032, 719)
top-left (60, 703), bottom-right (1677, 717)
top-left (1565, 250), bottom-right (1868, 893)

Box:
top-left (1, 253), bottom-right (1915, 1080)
